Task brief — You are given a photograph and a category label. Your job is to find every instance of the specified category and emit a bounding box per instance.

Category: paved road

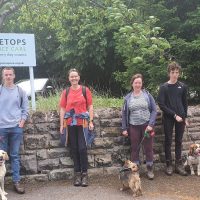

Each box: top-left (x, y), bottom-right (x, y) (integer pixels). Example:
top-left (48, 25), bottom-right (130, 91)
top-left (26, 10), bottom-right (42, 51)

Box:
top-left (5, 172), bottom-right (199, 200)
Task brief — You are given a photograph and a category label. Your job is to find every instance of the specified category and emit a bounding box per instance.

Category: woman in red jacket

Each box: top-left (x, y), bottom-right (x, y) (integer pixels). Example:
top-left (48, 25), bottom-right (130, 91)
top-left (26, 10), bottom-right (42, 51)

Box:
top-left (59, 68), bottom-right (94, 187)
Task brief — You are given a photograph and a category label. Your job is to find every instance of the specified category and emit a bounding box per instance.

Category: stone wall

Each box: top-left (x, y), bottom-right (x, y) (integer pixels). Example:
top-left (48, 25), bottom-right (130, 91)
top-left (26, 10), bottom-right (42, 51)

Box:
top-left (6, 106), bottom-right (200, 182)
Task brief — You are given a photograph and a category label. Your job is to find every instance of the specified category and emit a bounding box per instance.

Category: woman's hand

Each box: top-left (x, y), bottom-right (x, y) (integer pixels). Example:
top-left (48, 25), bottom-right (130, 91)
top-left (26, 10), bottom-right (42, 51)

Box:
top-left (122, 130), bottom-right (128, 137)
top-left (145, 125), bottom-right (153, 132)
top-left (89, 121), bottom-right (94, 130)
top-left (60, 125), bottom-right (64, 134)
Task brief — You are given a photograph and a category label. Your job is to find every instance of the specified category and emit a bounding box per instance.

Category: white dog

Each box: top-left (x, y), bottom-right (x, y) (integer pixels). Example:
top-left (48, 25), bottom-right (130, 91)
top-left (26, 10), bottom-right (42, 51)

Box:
top-left (184, 144), bottom-right (200, 176)
top-left (0, 150), bottom-right (9, 200)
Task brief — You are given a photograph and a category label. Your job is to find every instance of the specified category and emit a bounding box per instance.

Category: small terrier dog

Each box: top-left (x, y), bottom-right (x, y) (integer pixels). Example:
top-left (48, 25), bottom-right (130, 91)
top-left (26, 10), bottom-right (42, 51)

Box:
top-left (0, 150), bottom-right (9, 200)
top-left (184, 144), bottom-right (200, 176)
top-left (119, 160), bottom-right (142, 197)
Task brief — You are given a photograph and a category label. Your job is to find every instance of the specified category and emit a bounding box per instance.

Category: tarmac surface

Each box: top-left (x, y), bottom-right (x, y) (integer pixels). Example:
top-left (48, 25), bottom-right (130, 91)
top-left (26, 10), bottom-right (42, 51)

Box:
top-left (5, 171), bottom-right (200, 200)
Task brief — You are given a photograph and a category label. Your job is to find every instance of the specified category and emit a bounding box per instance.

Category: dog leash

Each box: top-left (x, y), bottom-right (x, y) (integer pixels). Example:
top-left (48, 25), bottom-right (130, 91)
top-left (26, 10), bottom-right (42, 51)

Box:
top-left (137, 130), bottom-right (155, 151)
top-left (137, 130), bottom-right (155, 164)
top-left (185, 126), bottom-right (196, 143)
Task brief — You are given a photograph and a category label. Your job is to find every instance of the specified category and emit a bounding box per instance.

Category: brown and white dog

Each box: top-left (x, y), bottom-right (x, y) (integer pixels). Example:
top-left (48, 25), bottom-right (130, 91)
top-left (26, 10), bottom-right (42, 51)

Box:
top-left (0, 150), bottom-right (9, 200)
top-left (119, 160), bottom-right (142, 197)
top-left (184, 144), bottom-right (200, 176)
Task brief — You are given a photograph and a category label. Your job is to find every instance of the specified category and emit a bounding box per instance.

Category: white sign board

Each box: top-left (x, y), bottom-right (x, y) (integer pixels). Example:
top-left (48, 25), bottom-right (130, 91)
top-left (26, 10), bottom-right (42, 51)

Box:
top-left (0, 33), bottom-right (36, 67)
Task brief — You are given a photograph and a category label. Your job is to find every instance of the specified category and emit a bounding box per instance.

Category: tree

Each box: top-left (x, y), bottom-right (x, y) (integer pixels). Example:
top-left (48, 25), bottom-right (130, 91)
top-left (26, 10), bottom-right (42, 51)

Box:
top-left (3, 0), bottom-right (170, 96)
top-left (0, 0), bottom-right (26, 31)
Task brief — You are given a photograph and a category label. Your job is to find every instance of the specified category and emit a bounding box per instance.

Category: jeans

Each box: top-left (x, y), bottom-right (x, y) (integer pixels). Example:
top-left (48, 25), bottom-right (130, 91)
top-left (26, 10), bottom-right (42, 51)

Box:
top-left (68, 125), bottom-right (88, 173)
top-left (0, 125), bottom-right (23, 183)
top-left (129, 123), bottom-right (154, 166)
top-left (163, 116), bottom-right (185, 162)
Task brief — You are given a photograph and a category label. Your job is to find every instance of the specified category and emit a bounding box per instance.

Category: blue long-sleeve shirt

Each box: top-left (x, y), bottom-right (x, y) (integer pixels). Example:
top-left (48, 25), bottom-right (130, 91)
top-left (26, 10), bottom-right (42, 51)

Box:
top-left (0, 85), bottom-right (29, 128)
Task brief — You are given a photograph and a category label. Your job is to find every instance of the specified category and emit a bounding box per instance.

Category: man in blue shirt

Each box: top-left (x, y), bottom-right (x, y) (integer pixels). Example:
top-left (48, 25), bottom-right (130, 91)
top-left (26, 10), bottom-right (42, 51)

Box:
top-left (0, 67), bottom-right (29, 194)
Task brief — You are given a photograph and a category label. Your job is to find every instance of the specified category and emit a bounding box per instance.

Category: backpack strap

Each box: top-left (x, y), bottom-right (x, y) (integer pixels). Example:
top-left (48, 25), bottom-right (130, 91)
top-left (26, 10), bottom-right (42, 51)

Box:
top-left (0, 85), bottom-right (2, 95)
top-left (82, 86), bottom-right (87, 106)
top-left (17, 85), bottom-right (23, 107)
top-left (65, 85), bottom-right (87, 105)
top-left (65, 86), bottom-right (70, 99)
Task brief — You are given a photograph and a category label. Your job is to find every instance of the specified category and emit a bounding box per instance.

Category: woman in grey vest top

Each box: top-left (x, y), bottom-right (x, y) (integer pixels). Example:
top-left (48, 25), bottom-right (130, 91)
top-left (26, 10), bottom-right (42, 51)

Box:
top-left (121, 74), bottom-right (157, 180)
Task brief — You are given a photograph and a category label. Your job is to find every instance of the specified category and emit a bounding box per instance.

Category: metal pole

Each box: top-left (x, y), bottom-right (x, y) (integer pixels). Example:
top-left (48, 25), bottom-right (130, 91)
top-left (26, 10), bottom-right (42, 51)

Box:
top-left (29, 66), bottom-right (36, 111)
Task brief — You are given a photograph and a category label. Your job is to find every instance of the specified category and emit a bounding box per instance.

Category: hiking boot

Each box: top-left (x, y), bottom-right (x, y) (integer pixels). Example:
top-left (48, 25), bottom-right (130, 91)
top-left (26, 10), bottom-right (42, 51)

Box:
top-left (165, 161), bottom-right (173, 176)
top-left (175, 160), bottom-right (188, 176)
top-left (81, 172), bottom-right (88, 187)
top-left (73, 172), bottom-right (82, 186)
top-left (13, 182), bottom-right (25, 194)
top-left (147, 165), bottom-right (154, 180)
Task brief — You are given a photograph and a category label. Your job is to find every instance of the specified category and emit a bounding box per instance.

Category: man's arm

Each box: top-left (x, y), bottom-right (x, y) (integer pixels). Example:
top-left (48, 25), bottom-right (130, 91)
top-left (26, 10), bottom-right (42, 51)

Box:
top-left (20, 90), bottom-right (29, 128)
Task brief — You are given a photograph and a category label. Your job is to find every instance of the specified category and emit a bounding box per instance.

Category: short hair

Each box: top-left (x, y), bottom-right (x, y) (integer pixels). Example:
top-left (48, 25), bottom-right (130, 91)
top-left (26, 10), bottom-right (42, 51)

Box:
top-left (130, 73), bottom-right (143, 85)
top-left (2, 67), bottom-right (15, 75)
top-left (167, 62), bottom-right (181, 73)
top-left (68, 68), bottom-right (80, 77)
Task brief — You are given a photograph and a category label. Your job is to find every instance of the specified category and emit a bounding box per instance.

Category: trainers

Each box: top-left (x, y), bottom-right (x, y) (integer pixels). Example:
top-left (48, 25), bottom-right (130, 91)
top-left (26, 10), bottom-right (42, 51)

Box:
top-left (175, 160), bottom-right (188, 176)
top-left (13, 182), bottom-right (25, 194)
top-left (73, 172), bottom-right (82, 186)
top-left (81, 172), bottom-right (88, 187)
top-left (147, 165), bottom-right (154, 180)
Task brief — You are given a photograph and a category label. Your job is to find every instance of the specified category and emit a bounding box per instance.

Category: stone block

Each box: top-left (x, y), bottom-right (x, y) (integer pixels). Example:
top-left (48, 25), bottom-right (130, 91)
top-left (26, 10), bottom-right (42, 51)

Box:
top-left (88, 166), bottom-right (120, 176)
top-left (38, 158), bottom-right (60, 171)
top-left (34, 123), bottom-right (52, 134)
top-left (24, 174), bottom-right (49, 182)
top-left (24, 123), bottom-right (35, 134)
top-left (47, 148), bottom-right (69, 158)
top-left (93, 137), bottom-right (113, 148)
top-left (49, 168), bottom-right (73, 180)
top-left (24, 134), bottom-right (49, 150)
top-left (21, 154), bottom-right (38, 174)
top-left (95, 108), bottom-right (121, 118)
top-left (46, 111), bottom-right (59, 122)
top-left (50, 131), bottom-right (60, 140)
top-left (31, 112), bottom-right (47, 123)
top-left (48, 122), bottom-right (59, 130)
top-left (88, 154), bottom-right (95, 168)
top-left (60, 157), bottom-right (73, 167)
top-left (37, 149), bottom-right (48, 160)
top-left (94, 154), bottom-right (112, 167)
top-left (101, 127), bottom-right (121, 137)
top-left (49, 140), bottom-right (61, 148)
top-left (100, 118), bottom-right (121, 127)
top-left (88, 148), bottom-right (107, 155)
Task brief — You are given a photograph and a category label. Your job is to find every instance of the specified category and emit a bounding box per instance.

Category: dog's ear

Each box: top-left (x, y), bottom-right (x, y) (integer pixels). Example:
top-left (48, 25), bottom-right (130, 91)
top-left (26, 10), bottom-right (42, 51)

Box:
top-left (4, 152), bottom-right (9, 160)
top-left (189, 144), bottom-right (196, 156)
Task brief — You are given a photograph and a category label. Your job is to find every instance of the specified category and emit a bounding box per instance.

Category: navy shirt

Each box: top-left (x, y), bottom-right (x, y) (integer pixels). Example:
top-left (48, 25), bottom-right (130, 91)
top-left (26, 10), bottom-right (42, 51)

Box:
top-left (157, 82), bottom-right (188, 119)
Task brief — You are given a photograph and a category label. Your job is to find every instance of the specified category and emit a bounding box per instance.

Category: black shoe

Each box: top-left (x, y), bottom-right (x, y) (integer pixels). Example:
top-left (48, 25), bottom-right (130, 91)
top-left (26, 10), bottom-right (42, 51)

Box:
top-left (81, 172), bottom-right (88, 187)
top-left (73, 172), bottom-right (82, 186)
top-left (13, 182), bottom-right (25, 194)
top-left (175, 160), bottom-right (188, 176)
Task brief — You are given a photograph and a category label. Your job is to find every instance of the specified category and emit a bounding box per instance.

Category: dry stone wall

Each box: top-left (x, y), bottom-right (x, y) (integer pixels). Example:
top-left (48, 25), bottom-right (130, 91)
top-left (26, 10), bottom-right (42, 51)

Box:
top-left (6, 106), bottom-right (200, 182)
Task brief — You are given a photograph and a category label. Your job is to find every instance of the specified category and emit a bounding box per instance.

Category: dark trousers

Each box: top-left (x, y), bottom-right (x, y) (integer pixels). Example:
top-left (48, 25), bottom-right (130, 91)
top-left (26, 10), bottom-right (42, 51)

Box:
top-left (129, 124), bottom-right (153, 165)
top-left (163, 116), bottom-right (185, 162)
top-left (68, 125), bottom-right (88, 173)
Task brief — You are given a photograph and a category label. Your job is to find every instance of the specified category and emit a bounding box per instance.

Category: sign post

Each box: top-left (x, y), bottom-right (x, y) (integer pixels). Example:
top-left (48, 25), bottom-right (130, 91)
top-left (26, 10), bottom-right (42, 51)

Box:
top-left (0, 33), bottom-right (37, 110)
